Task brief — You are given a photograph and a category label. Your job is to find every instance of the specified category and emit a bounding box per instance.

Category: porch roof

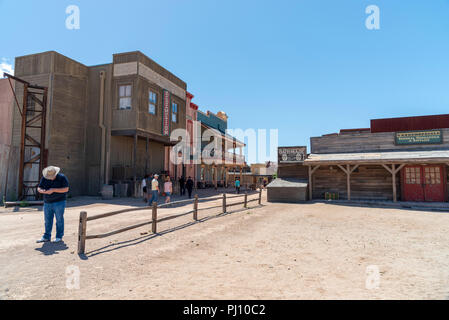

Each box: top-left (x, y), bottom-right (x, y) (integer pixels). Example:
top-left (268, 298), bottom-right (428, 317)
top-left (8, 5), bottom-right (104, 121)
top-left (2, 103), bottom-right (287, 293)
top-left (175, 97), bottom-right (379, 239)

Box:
top-left (304, 150), bottom-right (449, 165)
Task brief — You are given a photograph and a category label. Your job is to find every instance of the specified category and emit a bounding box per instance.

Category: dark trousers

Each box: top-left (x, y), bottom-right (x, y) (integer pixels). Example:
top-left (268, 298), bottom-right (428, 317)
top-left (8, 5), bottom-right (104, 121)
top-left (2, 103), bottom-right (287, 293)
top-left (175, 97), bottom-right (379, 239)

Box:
top-left (187, 188), bottom-right (193, 199)
top-left (180, 184), bottom-right (186, 196)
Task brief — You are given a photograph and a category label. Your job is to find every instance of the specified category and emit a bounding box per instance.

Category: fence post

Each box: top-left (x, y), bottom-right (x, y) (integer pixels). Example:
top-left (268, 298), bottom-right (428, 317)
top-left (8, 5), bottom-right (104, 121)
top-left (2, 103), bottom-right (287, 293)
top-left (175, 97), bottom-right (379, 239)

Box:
top-left (152, 202), bottom-right (158, 233)
top-left (193, 195), bottom-right (198, 221)
top-left (259, 188), bottom-right (262, 205)
top-left (78, 211), bottom-right (87, 255)
top-left (244, 192), bottom-right (248, 208)
top-left (222, 193), bottom-right (227, 213)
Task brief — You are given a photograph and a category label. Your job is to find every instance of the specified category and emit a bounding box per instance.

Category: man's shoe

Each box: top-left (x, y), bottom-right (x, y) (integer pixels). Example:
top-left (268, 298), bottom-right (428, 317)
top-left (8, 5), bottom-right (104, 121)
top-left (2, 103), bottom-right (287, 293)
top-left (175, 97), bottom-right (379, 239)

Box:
top-left (36, 237), bottom-right (50, 243)
top-left (53, 238), bottom-right (63, 243)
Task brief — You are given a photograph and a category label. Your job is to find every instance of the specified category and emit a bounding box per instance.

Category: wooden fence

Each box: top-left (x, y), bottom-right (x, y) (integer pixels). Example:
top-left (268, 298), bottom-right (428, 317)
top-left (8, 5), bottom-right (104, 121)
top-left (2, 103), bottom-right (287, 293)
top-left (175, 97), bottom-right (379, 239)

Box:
top-left (78, 189), bottom-right (263, 254)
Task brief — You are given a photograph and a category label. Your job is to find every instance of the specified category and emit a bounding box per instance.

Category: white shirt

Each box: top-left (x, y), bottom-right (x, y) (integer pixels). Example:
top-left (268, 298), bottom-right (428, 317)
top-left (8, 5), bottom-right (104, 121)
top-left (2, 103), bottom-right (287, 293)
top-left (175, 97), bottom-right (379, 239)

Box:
top-left (142, 179), bottom-right (147, 188)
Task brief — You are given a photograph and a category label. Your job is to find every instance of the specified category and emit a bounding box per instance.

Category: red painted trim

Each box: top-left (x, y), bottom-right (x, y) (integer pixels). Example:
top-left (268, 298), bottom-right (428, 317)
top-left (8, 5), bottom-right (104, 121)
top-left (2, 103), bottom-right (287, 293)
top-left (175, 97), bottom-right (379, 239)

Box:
top-left (186, 92), bottom-right (194, 99)
top-left (190, 103), bottom-right (199, 110)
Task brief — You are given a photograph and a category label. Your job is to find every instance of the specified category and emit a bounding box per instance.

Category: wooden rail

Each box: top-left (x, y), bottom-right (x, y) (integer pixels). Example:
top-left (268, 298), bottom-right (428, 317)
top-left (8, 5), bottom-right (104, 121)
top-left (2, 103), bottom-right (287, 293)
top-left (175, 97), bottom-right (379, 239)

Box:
top-left (78, 189), bottom-right (263, 254)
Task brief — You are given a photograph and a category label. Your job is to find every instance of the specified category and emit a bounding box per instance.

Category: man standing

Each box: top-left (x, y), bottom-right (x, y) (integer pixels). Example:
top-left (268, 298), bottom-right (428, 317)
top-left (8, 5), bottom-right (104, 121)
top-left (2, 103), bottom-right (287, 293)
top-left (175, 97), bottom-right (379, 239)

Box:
top-left (36, 166), bottom-right (70, 243)
top-left (179, 176), bottom-right (186, 196)
top-left (186, 176), bottom-right (194, 199)
top-left (149, 174), bottom-right (159, 205)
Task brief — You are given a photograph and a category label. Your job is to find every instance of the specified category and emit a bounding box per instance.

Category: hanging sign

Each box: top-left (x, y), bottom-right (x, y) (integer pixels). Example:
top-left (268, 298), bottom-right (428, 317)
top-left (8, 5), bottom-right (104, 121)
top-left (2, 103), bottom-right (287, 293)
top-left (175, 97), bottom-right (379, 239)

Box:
top-left (278, 146), bottom-right (307, 163)
top-left (162, 90), bottom-right (171, 136)
top-left (395, 130), bottom-right (442, 145)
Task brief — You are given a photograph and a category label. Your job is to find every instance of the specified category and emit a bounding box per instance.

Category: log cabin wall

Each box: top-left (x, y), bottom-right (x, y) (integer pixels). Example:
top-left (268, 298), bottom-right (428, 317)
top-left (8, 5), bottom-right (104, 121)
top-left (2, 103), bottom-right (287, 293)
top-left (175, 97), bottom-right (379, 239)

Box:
top-left (278, 163), bottom-right (309, 179)
top-left (312, 165), bottom-right (399, 200)
top-left (311, 128), bottom-right (449, 154)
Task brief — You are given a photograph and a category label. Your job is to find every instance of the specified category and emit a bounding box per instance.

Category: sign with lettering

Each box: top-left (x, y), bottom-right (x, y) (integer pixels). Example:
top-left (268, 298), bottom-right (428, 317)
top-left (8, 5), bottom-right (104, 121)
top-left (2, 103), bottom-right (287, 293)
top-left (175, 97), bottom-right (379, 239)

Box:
top-left (162, 90), bottom-right (171, 136)
top-left (278, 146), bottom-right (307, 163)
top-left (395, 130), bottom-right (442, 145)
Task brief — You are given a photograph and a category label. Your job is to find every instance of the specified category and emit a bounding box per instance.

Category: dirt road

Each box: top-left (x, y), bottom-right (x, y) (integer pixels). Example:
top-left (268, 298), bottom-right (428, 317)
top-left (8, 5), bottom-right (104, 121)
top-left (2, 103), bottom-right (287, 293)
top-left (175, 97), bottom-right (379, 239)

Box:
top-left (1, 192), bottom-right (449, 299)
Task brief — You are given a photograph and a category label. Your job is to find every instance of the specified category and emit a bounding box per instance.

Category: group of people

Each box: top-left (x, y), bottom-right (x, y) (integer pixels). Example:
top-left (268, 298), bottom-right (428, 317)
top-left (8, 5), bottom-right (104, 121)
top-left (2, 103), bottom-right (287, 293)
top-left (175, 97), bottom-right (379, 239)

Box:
top-left (33, 166), bottom-right (247, 244)
top-left (142, 174), bottom-right (194, 205)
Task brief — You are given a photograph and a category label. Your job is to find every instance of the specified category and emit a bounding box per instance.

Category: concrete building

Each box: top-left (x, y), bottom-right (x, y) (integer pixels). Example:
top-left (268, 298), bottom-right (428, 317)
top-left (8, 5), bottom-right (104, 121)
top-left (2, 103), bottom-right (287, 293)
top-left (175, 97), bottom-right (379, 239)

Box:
top-left (6, 50), bottom-right (187, 199)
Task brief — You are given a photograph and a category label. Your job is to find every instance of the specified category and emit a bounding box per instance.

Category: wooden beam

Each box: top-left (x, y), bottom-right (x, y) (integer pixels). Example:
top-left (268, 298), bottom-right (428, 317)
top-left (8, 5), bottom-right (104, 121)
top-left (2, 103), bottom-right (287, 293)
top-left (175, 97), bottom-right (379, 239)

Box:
top-left (350, 165), bottom-right (359, 173)
top-left (77, 211), bottom-right (87, 255)
top-left (346, 164), bottom-right (351, 200)
top-left (392, 164), bottom-right (397, 202)
top-left (394, 163), bottom-right (406, 174)
top-left (382, 164), bottom-right (393, 174)
top-left (337, 164), bottom-right (349, 175)
top-left (308, 165), bottom-right (320, 200)
top-left (337, 164), bottom-right (358, 200)
top-left (382, 163), bottom-right (406, 202)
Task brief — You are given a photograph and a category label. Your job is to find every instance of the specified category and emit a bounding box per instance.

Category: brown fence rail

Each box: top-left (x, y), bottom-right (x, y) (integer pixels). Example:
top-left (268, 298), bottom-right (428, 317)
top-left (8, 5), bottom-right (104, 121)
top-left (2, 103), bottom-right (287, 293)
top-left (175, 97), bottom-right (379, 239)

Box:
top-left (78, 189), bottom-right (263, 254)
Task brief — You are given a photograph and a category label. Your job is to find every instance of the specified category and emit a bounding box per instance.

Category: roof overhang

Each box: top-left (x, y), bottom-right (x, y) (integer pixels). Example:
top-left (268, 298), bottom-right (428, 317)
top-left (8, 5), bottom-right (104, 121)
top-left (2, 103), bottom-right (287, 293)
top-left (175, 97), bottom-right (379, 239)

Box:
top-left (111, 129), bottom-right (177, 146)
top-left (304, 150), bottom-right (449, 166)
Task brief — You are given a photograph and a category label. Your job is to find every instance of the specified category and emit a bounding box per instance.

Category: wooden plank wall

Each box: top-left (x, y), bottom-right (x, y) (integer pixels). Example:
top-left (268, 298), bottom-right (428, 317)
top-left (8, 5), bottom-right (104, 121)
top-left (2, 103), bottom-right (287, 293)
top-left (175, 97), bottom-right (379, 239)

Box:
top-left (278, 163), bottom-right (309, 179)
top-left (110, 136), bottom-right (165, 180)
top-left (311, 128), bottom-right (449, 154)
top-left (312, 165), bottom-right (399, 200)
top-left (11, 52), bottom-right (89, 197)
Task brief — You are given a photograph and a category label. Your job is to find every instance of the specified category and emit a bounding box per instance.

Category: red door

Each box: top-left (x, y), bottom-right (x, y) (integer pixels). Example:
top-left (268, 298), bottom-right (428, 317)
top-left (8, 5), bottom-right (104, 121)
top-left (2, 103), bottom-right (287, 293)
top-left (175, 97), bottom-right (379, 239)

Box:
top-left (402, 165), bottom-right (447, 202)
top-left (402, 166), bottom-right (425, 201)
top-left (423, 166), bottom-right (446, 202)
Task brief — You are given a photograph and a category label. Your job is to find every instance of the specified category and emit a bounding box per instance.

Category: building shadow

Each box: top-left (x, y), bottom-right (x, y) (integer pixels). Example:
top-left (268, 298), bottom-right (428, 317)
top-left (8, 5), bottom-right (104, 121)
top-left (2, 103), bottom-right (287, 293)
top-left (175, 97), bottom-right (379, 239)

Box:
top-left (35, 241), bottom-right (69, 256)
top-left (82, 204), bottom-right (264, 259)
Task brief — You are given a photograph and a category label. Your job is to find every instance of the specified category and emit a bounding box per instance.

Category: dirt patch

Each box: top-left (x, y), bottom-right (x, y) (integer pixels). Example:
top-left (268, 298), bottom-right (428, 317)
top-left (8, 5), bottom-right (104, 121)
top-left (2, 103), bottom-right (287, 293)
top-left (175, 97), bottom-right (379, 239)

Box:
top-left (1, 192), bottom-right (449, 299)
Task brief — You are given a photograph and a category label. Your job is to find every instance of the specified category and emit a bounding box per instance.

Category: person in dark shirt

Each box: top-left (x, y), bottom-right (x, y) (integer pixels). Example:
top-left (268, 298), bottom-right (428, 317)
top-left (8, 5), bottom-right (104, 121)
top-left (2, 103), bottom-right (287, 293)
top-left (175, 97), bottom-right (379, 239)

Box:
top-left (186, 177), bottom-right (194, 199)
top-left (179, 176), bottom-right (186, 196)
top-left (36, 166), bottom-right (69, 243)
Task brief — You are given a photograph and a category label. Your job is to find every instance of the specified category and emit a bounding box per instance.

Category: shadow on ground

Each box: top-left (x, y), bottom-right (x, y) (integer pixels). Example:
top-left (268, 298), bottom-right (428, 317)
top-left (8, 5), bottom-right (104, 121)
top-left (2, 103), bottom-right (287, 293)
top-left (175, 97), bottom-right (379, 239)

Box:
top-left (35, 241), bottom-right (69, 256)
top-left (80, 204), bottom-right (264, 259)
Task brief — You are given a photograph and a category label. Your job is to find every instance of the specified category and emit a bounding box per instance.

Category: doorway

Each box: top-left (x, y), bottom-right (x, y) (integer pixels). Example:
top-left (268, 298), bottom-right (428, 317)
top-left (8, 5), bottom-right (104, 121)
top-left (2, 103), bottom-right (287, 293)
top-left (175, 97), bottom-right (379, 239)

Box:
top-left (401, 165), bottom-right (447, 202)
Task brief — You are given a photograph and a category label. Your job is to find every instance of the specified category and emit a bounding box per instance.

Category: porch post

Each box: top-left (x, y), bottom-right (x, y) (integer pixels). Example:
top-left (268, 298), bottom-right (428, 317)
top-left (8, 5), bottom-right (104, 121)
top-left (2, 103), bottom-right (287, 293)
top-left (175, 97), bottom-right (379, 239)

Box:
top-left (145, 136), bottom-right (149, 174)
top-left (308, 165), bottom-right (320, 201)
top-left (133, 133), bottom-right (137, 182)
top-left (382, 163), bottom-right (406, 202)
top-left (346, 164), bottom-right (351, 201)
top-left (337, 164), bottom-right (359, 201)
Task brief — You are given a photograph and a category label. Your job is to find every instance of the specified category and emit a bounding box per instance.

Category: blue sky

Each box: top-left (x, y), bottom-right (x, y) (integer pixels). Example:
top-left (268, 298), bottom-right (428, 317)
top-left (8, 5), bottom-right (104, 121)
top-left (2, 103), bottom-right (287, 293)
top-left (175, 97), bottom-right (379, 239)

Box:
top-left (1, 0), bottom-right (449, 161)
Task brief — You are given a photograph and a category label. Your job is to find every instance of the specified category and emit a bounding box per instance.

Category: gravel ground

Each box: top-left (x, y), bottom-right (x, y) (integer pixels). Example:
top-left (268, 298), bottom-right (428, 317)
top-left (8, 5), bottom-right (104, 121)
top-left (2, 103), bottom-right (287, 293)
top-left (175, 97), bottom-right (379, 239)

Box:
top-left (1, 190), bottom-right (449, 300)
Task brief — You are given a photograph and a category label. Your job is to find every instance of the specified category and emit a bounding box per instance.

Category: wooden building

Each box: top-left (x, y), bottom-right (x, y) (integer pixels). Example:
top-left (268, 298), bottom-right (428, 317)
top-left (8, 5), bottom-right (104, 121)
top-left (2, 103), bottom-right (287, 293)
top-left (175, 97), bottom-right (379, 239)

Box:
top-left (0, 78), bottom-right (16, 200)
top-left (197, 110), bottom-right (246, 188)
top-left (6, 51), bottom-right (187, 199)
top-left (304, 115), bottom-right (449, 203)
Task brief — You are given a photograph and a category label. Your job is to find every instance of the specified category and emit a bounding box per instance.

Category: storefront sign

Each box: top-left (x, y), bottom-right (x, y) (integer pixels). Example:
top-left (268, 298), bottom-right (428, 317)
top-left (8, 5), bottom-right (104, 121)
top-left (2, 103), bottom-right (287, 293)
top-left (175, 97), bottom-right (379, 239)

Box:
top-left (278, 146), bottom-right (307, 163)
top-left (395, 130), bottom-right (442, 145)
top-left (162, 90), bottom-right (171, 136)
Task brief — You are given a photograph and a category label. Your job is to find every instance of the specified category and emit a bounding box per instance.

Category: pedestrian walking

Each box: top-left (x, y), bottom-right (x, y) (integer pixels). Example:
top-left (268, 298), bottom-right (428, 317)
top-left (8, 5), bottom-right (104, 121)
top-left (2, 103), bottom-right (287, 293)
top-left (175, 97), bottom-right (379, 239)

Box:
top-left (36, 166), bottom-right (70, 243)
top-left (142, 174), bottom-right (149, 202)
top-left (179, 176), bottom-right (186, 196)
top-left (148, 174), bottom-right (160, 205)
top-left (235, 178), bottom-right (241, 194)
top-left (164, 176), bottom-right (173, 204)
top-left (186, 176), bottom-right (194, 199)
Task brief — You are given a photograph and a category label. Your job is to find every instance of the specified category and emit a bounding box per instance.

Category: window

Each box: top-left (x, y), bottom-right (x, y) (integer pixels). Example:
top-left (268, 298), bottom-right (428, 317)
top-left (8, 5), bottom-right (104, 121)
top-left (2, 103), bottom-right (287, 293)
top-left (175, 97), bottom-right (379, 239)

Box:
top-left (405, 167), bottom-right (421, 185)
top-left (149, 91), bottom-right (157, 115)
top-left (172, 102), bottom-right (178, 123)
top-left (119, 84), bottom-right (132, 110)
top-left (425, 167), bottom-right (441, 185)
